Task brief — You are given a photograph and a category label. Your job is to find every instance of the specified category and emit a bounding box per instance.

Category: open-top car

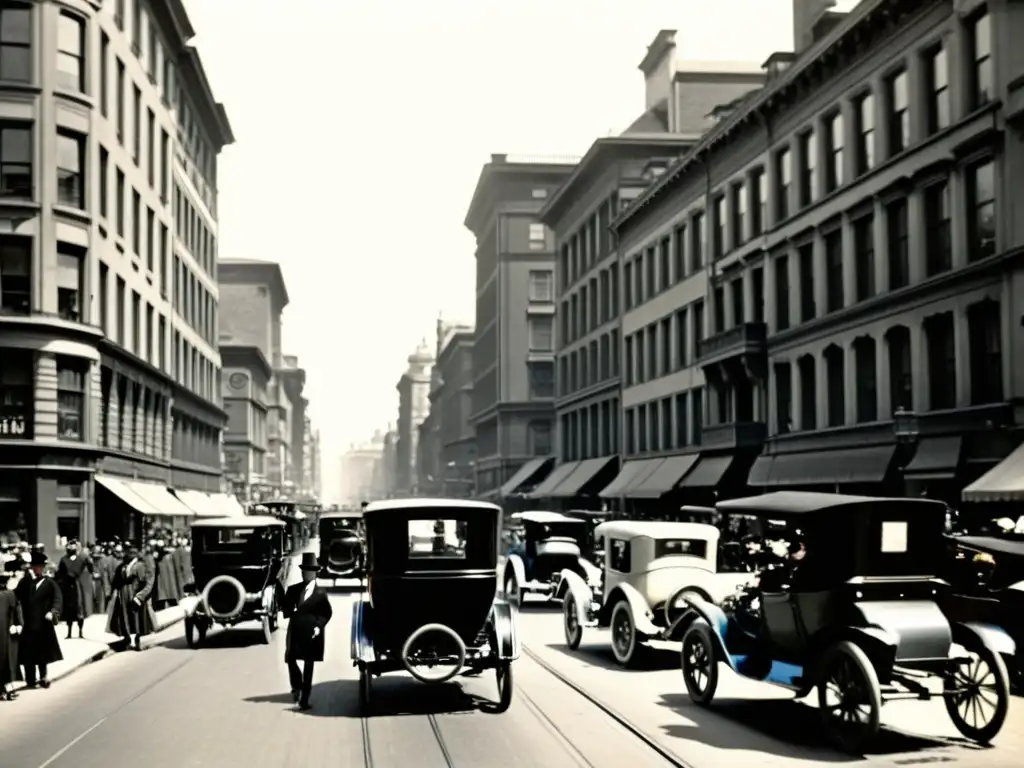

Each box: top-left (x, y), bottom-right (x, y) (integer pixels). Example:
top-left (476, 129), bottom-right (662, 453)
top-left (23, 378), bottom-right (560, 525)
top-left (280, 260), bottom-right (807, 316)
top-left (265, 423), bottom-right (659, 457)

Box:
top-left (678, 492), bottom-right (1015, 755)
top-left (318, 509), bottom-right (364, 583)
top-left (502, 511), bottom-right (601, 606)
top-left (558, 521), bottom-right (752, 666)
top-left (350, 498), bottom-right (519, 713)
top-left (183, 515), bottom-right (288, 647)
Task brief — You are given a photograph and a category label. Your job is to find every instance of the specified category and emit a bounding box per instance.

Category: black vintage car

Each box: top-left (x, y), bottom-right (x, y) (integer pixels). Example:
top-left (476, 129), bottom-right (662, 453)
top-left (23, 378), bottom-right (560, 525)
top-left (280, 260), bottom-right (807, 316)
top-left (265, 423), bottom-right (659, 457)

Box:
top-left (318, 510), bottom-right (364, 582)
top-left (350, 498), bottom-right (519, 714)
top-left (501, 511), bottom-right (598, 606)
top-left (183, 515), bottom-right (289, 647)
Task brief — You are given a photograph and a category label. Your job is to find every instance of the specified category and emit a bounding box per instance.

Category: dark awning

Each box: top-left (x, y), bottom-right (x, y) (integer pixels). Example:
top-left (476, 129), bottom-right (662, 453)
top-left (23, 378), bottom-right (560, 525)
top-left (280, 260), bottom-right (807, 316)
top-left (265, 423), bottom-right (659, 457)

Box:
top-left (903, 437), bottom-right (962, 480)
top-left (962, 441), bottom-right (1024, 503)
top-left (524, 461), bottom-right (580, 499)
top-left (599, 460), bottom-right (655, 498)
top-left (549, 457), bottom-right (617, 498)
top-left (679, 456), bottom-right (734, 488)
top-left (749, 445), bottom-right (895, 487)
top-left (500, 456), bottom-right (554, 496)
top-left (631, 454), bottom-right (701, 498)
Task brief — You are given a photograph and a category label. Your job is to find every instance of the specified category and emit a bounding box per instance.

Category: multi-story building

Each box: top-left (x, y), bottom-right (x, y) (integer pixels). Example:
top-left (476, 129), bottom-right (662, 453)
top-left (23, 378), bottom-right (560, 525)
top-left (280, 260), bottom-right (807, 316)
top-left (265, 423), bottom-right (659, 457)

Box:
top-left (394, 341), bottom-right (433, 495)
top-left (220, 344), bottom-right (270, 505)
top-left (611, 0), bottom-right (1024, 508)
top-left (463, 155), bottom-right (576, 496)
top-left (278, 354), bottom-right (308, 493)
top-left (339, 431), bottom-right (384, 506)
top-left (0, 1), bottom-right (233, 552)
top-left (377, 427), bottom-right (398, 498)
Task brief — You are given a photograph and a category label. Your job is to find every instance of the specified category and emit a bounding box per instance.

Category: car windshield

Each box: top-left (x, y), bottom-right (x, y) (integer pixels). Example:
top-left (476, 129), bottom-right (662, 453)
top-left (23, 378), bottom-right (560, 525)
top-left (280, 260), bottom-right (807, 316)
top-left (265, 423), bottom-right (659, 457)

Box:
top-left (537, 522), bottom-right (584, 540)
top-left (194, 527), bottom-right (273, 556)
top-left (654, 538), bottom-right (708, 560)
top-left (322, 518), bottom-right (358, 534)
top-left (408, 518), bottom-right (465, 559)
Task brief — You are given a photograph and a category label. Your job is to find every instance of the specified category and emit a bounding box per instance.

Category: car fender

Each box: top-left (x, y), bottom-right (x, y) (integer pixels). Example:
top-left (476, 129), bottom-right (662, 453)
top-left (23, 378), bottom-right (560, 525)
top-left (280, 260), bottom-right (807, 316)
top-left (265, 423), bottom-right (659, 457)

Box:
top-left (559, 569), bottom-right (594, 625)
top-left (490, 600), bottom-right (521, 660)
top-left (606, 582), bottom-right (659, 636)
top-left (578, 557), bottom-right (602, 585)
top-left (349, 597), bottom-right (374, 664)
top-left (505, 554), bottom-right (526, 587)
top-left (954, 621), bottom-right (1017, 657)
top-left (830, 625), bottom-right (900, 680)
top-left (677, 595), bottom-right (736, 671)
top-left (260, 585), bottom-right (276, 614)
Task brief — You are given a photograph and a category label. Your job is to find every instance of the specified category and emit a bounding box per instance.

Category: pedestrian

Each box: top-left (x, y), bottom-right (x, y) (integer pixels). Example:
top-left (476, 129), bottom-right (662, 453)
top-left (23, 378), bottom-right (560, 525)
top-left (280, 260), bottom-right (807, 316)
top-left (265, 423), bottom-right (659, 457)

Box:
top-left (1, 575), bottom-right (23, 700)
top-left (96, 544), bottom-right (119, 614)
top-left (281, 553), bottom-right (333, 710)
top-left (14, 551), bottom-right (63, 688)
top-left (56, 539), bottom-right (95, 639)
top-left (105, 546), bottom-right (157, 651)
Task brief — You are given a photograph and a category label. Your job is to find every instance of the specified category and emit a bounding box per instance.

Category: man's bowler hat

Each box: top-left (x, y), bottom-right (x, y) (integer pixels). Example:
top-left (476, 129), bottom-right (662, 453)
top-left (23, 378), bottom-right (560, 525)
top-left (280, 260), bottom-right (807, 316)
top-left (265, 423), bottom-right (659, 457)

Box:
top-left (298, 552), bottom-right (320, 571)
top-left (30, 551), bottom-right (48, 566)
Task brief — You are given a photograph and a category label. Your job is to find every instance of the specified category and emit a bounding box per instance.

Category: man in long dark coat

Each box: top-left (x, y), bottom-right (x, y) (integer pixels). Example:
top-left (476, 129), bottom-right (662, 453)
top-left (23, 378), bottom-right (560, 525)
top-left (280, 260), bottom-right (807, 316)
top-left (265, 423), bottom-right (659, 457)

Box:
top-left (15, 552), bottom-right (63, 688)
top-left (96, 544), bottom-right (119, 614)
top-left (152, 540), bottom-right (180, 608)
top-left (1, 575), bottom-right (22, 699)
top-left (281, 553), bottom-right (333, 710)
top-left (56, 540), bottom-right (95, 639)
top-left (105, 547), bottom-right (157, 651)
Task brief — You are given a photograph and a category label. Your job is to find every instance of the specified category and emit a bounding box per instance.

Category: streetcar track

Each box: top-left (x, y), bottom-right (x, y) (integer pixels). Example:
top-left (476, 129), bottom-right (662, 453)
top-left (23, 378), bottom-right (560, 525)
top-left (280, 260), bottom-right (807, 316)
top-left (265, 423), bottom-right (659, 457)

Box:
top-left (427, 713), bottom-right (457, 767)
top-left (360, 712), bottom-right (374, 768)
top-left (516, 684), bottom-right (596, 768)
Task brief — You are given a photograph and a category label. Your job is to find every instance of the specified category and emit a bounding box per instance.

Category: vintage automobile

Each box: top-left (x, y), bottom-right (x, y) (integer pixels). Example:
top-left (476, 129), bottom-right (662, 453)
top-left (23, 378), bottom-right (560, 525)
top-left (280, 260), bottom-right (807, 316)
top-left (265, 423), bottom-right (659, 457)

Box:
top-left (559, 520), bottom-right (752, 666)
top-left (502, 511), bottom-right (601, 606)
top-left (678, 492), bottom-right (1014, 755)
top-left (350, 498), bottom-right (519, 713)
top-left (183, 515), bottom-right (288, 647)
top-left (318, 509), bottom-right (364, 583)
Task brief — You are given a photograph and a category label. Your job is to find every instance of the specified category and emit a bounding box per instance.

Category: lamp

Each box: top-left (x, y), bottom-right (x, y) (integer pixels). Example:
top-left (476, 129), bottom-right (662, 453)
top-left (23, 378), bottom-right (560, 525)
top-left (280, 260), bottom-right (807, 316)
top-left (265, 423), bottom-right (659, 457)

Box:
top-left (892, 407), bottom-right (920, 444)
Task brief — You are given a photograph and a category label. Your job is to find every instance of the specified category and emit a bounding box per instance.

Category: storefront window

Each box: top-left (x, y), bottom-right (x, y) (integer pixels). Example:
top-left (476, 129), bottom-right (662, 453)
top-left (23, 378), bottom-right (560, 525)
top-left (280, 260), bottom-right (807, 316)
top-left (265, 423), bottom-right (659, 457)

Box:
top-left (0, 483), bottom-right (27, 546)
top-left (0, 348), bottom-right (33, 438)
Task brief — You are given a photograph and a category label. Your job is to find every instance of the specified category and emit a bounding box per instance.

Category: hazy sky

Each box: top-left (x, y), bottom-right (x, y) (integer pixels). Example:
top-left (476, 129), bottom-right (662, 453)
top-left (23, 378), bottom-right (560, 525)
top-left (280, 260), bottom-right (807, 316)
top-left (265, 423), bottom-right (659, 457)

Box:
top-left (182, 0), bottom-right (858, 493)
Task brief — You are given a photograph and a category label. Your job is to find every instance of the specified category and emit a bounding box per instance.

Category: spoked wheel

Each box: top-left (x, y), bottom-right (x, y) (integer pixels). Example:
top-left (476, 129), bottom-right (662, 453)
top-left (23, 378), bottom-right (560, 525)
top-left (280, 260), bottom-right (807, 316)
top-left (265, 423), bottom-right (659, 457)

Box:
top-left (609, 600), bottom-right (640, 667)
top-left (943, 640), bottom-right (1010, 743)
top-left (681, 623), bottom-right (718, 706)
top-left (359, 668), bottom-right (372, 714)
top-left (504, 573), bottom-right (521, 608)
top-left (260, 615), bottom-right (272, 645)
top-left (817, 641), bottom-right (882, 755)
top-left (493, 662), bottom-right (514, 712)
top-left (563, 594), bottom-right (583, 649)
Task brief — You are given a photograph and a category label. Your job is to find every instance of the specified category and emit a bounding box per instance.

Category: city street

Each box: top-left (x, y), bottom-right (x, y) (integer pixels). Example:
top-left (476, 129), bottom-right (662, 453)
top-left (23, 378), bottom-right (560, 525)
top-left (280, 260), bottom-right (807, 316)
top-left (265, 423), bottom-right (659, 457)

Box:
top-left (1, 593), bottom-right (1021, 768)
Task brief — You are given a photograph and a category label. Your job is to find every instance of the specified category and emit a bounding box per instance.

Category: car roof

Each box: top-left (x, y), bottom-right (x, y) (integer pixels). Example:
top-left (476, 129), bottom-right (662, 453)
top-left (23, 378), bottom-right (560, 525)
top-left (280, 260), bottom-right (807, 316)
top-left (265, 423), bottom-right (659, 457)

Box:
top-left (950, 535), bottom-right (1024, 558)
top-left (595, 520), bottom-right (721, 542)
top-left (716, 491), bottom-right (944, 517)
top-left (320, 511), bottom-right (363, 520)
top-left (511, 511), bottom-right (584, 524)
top-left (190, 515), bottom-right (285, 529)
top-left (363, 498), bottom-right (500, 517)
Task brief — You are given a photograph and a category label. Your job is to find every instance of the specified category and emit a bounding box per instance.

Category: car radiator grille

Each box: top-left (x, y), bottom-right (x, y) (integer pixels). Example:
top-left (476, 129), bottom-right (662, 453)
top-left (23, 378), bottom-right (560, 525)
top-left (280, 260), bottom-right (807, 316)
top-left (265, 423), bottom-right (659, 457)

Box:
top-left (208, 581), bottom-right (241, 614)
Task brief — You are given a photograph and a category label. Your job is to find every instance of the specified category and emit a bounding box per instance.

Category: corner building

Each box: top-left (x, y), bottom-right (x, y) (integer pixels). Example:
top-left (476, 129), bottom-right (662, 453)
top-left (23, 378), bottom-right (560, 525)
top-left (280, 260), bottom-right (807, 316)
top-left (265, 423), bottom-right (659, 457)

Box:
top-left (613, 0), bottom-right (1024, 507)
top-left (0, 0), bottom-right (233, 555)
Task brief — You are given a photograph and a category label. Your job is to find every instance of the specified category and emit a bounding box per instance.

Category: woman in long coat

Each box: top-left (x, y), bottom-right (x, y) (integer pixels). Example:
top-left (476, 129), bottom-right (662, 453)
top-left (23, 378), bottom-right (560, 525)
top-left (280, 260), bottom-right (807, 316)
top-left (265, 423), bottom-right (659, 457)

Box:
top-left (105, 548), bottom-right (157, 650)
top-left (0, 576), bottom-right (22, 700)
top-left (57, 541), bottom-right (95, 639)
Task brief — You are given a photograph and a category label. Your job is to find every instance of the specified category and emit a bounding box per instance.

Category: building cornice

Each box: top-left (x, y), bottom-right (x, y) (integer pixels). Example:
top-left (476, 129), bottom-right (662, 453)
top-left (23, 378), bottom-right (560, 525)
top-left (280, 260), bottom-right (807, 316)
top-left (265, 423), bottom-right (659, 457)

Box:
top-left (464, 157), bottom-right (577, 236)
top-left (221, 343), bottom-right (274, 381)
top-left (218, 260), bottom-right (290, 309)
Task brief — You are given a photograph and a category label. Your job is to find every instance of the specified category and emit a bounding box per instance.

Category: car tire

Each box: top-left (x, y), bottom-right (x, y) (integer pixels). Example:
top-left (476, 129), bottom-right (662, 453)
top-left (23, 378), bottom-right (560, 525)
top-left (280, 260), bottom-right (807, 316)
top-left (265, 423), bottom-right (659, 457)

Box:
top-left (504, 572), bottom-right (521, 608)
top-left (943, 638), bottom-right (1010, 744)
top-left (494, 661), bottom-right (514, 713)
top-left (184, 617), bottom-right (200, 649)
top-left (817, 641), bottom-right (882, 755)
top-left (563, 593), bottom-right (583, 649)
top-left (260, 615), bottom-right (272, 645)
top-left (681, 623), bottom-right (718, 706)
top-left (609, 600), bottom-right (639, 667)
top-left (359, 667), bottom-right (372, 714)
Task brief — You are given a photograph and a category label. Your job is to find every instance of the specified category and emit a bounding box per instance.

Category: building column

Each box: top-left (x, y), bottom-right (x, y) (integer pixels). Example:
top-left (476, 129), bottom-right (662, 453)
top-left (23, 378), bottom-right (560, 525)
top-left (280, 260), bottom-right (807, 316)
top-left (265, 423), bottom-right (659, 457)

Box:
top-left (742, 269), bottom-right (755, 325)
top-left (33, 353), bottom-right (58, 440)
top-left (907, 40), bottom-right (927, 146)
top-left (766, 364), bottom-right (777, 434)
top-left (107, 375), bottom-right (120, 449)
top-left (949, 170), bottom-right (969, 271)
top-left (787, 245), bottom-right (800, 328)
top-left (812, 232), bottom-right (827, 320)
top-left (764, 252), bottom-right (777, 334)
top-left (954, 309), bottom-right (971, 408)
top-left (841, 217), bottom-right (856, 309)
top-left (791, 359), bottom-right (805, 432)
top-left (844, 342), bottom-right (858, 425)
top-left (948, 15), bottom-right (970, 124)
top-left (876, 332), bottom-right (892, 419)
top-left (911, 322), bottom-right (929, 412)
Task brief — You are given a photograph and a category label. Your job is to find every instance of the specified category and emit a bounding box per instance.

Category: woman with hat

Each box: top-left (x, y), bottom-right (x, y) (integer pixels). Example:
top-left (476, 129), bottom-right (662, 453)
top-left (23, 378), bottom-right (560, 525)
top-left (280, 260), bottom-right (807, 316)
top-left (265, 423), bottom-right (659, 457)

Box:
top-left (280, 553), bottom-right (333, 710)
top-left (0, 573), bottom-right (22, 700)
top-left (14, 551), bottom-right (63, 688)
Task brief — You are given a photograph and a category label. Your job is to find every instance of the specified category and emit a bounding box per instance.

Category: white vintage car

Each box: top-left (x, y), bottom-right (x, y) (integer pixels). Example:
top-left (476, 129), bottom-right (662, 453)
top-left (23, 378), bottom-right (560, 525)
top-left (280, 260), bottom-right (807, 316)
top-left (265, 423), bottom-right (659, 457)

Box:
top-left (558, 520), bottom-right (753, 666)
top-left (501, 511), bottom-right (602, 606)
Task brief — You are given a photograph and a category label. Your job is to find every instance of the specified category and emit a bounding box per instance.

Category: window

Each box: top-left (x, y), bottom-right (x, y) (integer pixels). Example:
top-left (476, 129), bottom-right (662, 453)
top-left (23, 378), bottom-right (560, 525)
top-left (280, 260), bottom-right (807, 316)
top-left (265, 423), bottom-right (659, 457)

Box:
top-left (774, 254), bottom-right (790, 331)
top-left (692, 299), bottom-right (704, 351)
top-left (853, 215), bottom-right (875, 301)
top-left (0, 348), bottom-right (32, 438)
top-left (774, 363), bottom-right (792, 434)
top-left (625, 409), bottom-right (635, 454)
top-left (798, 355), bottom-right (816, 430)
top-left (658, 237), bottom-right (670, 290)
top-left (158, 315), bottom-right (166, 370)
top-left (824, 112), bottom-right (843, 191)
top-left (528, 223), bottom-right (545, 250)
top-left (798, 131), bottom-right (815, 207)
top-left (751, 266), bottom-right (764, 323)
top-left (624, 336), bottom-right (634, 387)
top-left (887, 326), bottom-right (912, 413)
top-left (967, 300), bottom-right (1002, 405)
top-left (526, 361), bottom-right (553, 400)
top-left (116, 277), bottom-right (126, 344)
top-left (528, 270), bottom-right (553, 302)
top-left (56, 358), bottom-right (86, 441)
top-left (855, 93), bottom-right (874, 175)
top-left (56, 244), bottom-right (83, 322)
top-left (824, 229), bottom-right (843, 313)
top-left (660, 317), bottom-right (671, 375)
top-left (0, 4), bottom-right (30, 83)
top-left (672, 224), bottom-right (686, 280)
top-left (131, 291), bottom-right (141, 355)
top-left (690, 387), bottom-right (703, 446)
top-left (131, 0), bottom-right (142, 49)
top-left (99, 147), bottom-right (108, 218)
top-left (824, 345), bottom-right (845, 427)
top-left (148, 25), bottom-right (157, 81)
top-left (529, 420), bottom-right (552, 455)
top-left (132, 85), bottom-right (141, 163)
top-left (970, 11), bottom-right (993, 109)
top-left (926, 314), bottom-right (956, 410)
top-left (98, 261), bottom-right (109, 334)
top-left (637, 404), bottom-right (647, 452)
top-left (691, 212), bottom-right (705, 271)
top-left (853, 337), bottom-right (877, 423)
top-left (116, 59), bottom-right (125, 141)
top-left (146, 109), bottom-right (155, 187)
top-left (732, 182), bottom-right (746, 246)
top-left (0, 122), bottom-right (31, 198)
top-left (116, 169), bottom-right (125, 236)
top-left (966, 159), bottom-right (995, 262)
top-left (674, 391), bottom-right (688, 447)
top-left (159, 223), bottom-right (168, 293)
top-left (529, 316), bottom-right (553, 352)
top-left (751, 169), bottom-right (766, 235)
top-left (145, 303), bottom-right (153, 362)
top-left (56, 11), bottom-right (85, 92)
top-left (132, 190), bottom-right (141, 254)
top-left (730, 278), bottom-right (744, 326)
top-left (926, 46), bottom-right (950, 134)
top-left (0, 236), bottom-right (30, 313)
top-left (888, 70), bottom-right (910, 155)
top-left (713, 195), bottom-right (726, 258)
top-left (146, 208), bottom-right (155, 271)
top-left (887, 199), bottom-right (910, 290)
top-left (115, 0), bottom-right (125, 29)
top-left (713, 286), bottom-right (725, 333)
top-left (675, 308), bottom-right (687, 368)
top-left (924, 181), bottom-right (951, 276)
top-left (776, 148), bottom-right (791, 221)
top-left (160, 129), bottom-right (169, 199)
top-left (798, 242), bottom-right (815, 322)
top-left (609, 539), bottom-right (631, 573)
top-left (56, 131), bottom-right (84, 208)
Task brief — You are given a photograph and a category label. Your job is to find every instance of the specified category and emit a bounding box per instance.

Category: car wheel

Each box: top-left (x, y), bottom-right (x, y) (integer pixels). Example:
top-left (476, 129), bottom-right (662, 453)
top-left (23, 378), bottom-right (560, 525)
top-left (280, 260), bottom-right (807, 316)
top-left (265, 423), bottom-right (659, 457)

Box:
top-left (681, 623), bottom-right (718, 705)
top-left (563, 593), bottom-right (583, 649)
top-left (184, 618), bottom-right (199, 649)
top-left (359, 667), bottom-right (372, 714)
top-left (268, 607), bottom-right (279, 632)
top-left (817, 641), bottom-right (882, 755)
top-left (609, 600), bottom-right (639, 667)
top-left (504, 573), bottom-right (521, 608)
top-left (260, 615), bottom-right (272, 645)
top-left (943, 638), bottom-right (1010, 744)
top-left (493, 661), bottom-right (514, 712)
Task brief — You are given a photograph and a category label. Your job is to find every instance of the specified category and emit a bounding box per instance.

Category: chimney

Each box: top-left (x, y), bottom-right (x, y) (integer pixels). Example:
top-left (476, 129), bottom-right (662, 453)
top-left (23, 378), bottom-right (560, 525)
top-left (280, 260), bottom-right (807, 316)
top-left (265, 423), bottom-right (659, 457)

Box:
top-left (638, 30), bottom-right (677, 112)
top-left (792, 0), bottom-right (837, 53)
top-left (490, 153), bottom-right (507, 164)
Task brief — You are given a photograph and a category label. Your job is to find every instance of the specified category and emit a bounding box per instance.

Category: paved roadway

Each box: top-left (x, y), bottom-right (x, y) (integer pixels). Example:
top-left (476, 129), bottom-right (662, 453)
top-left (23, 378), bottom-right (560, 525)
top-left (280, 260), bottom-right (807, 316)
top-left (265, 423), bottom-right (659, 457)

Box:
top-left (1, 593), bottom-right (1021, 768)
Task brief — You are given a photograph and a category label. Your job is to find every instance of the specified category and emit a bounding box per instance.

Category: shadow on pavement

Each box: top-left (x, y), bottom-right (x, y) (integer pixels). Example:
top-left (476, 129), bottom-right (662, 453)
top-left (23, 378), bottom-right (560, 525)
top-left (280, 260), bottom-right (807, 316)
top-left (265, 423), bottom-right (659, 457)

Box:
top-left (657, 692), bottom-right (980, 760)
top-left (157, 625), bottom-right (272, 651)
top-left (543, 642), bottom-right (679, 672)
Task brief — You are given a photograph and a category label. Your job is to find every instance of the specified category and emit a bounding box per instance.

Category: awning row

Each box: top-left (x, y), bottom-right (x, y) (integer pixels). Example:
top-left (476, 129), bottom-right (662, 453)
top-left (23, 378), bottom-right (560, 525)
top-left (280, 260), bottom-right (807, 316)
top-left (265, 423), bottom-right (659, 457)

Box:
top-left (95, 475), bottom-right (246, 518)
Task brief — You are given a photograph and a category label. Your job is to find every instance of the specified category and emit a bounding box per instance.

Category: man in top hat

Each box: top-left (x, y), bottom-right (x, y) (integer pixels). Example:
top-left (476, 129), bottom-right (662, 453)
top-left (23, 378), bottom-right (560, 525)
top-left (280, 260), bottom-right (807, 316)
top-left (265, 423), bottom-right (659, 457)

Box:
top-left (280, 553), bottom-right (333, 710)
top-left (14, 551), bottom-right (63, 688)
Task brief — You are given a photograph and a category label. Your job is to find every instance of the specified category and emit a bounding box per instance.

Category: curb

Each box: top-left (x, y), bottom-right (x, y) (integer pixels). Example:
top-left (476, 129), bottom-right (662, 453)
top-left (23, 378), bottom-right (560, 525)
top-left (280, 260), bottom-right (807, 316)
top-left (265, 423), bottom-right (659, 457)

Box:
top-left (10, 646), bottom-right (114, 692)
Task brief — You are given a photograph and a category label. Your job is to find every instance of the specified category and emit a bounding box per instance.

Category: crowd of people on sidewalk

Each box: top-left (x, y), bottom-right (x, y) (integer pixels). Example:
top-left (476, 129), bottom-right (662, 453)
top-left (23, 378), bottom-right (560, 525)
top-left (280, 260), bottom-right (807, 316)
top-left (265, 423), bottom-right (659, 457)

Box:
top-left (0, 528), bottom-right (195, 703)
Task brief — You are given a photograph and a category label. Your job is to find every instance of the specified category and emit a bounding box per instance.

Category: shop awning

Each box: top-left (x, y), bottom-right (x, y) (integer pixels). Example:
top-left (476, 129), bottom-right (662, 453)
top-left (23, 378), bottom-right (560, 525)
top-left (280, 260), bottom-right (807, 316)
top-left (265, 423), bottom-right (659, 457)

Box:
top-left (631, 454), bottom-right (701, 499)
top-left (748, 445), bottom-right (895, 487)
top-left (211, 494), bottom-right (246, 517)
top-left (525, 461), bottom-right (580, 499)
top-left (500, 456), bottom-right (554, 497)
top-left (679, 456), bottom-right (734, 488)
top-left (95, 475), bottom-right (162, 516)
top-left (549, 457), bottom-right (617, 499)
top-left (126, 481), bottom-right (196, 518)
top-left (903, 436), bottom-right (962, 480)
top-left (599, 460), bottom-right (658, 498)
top-left (172, 489), bottom-right (222, 517)
top-left (962, 441), bottom-right (1024, 503)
